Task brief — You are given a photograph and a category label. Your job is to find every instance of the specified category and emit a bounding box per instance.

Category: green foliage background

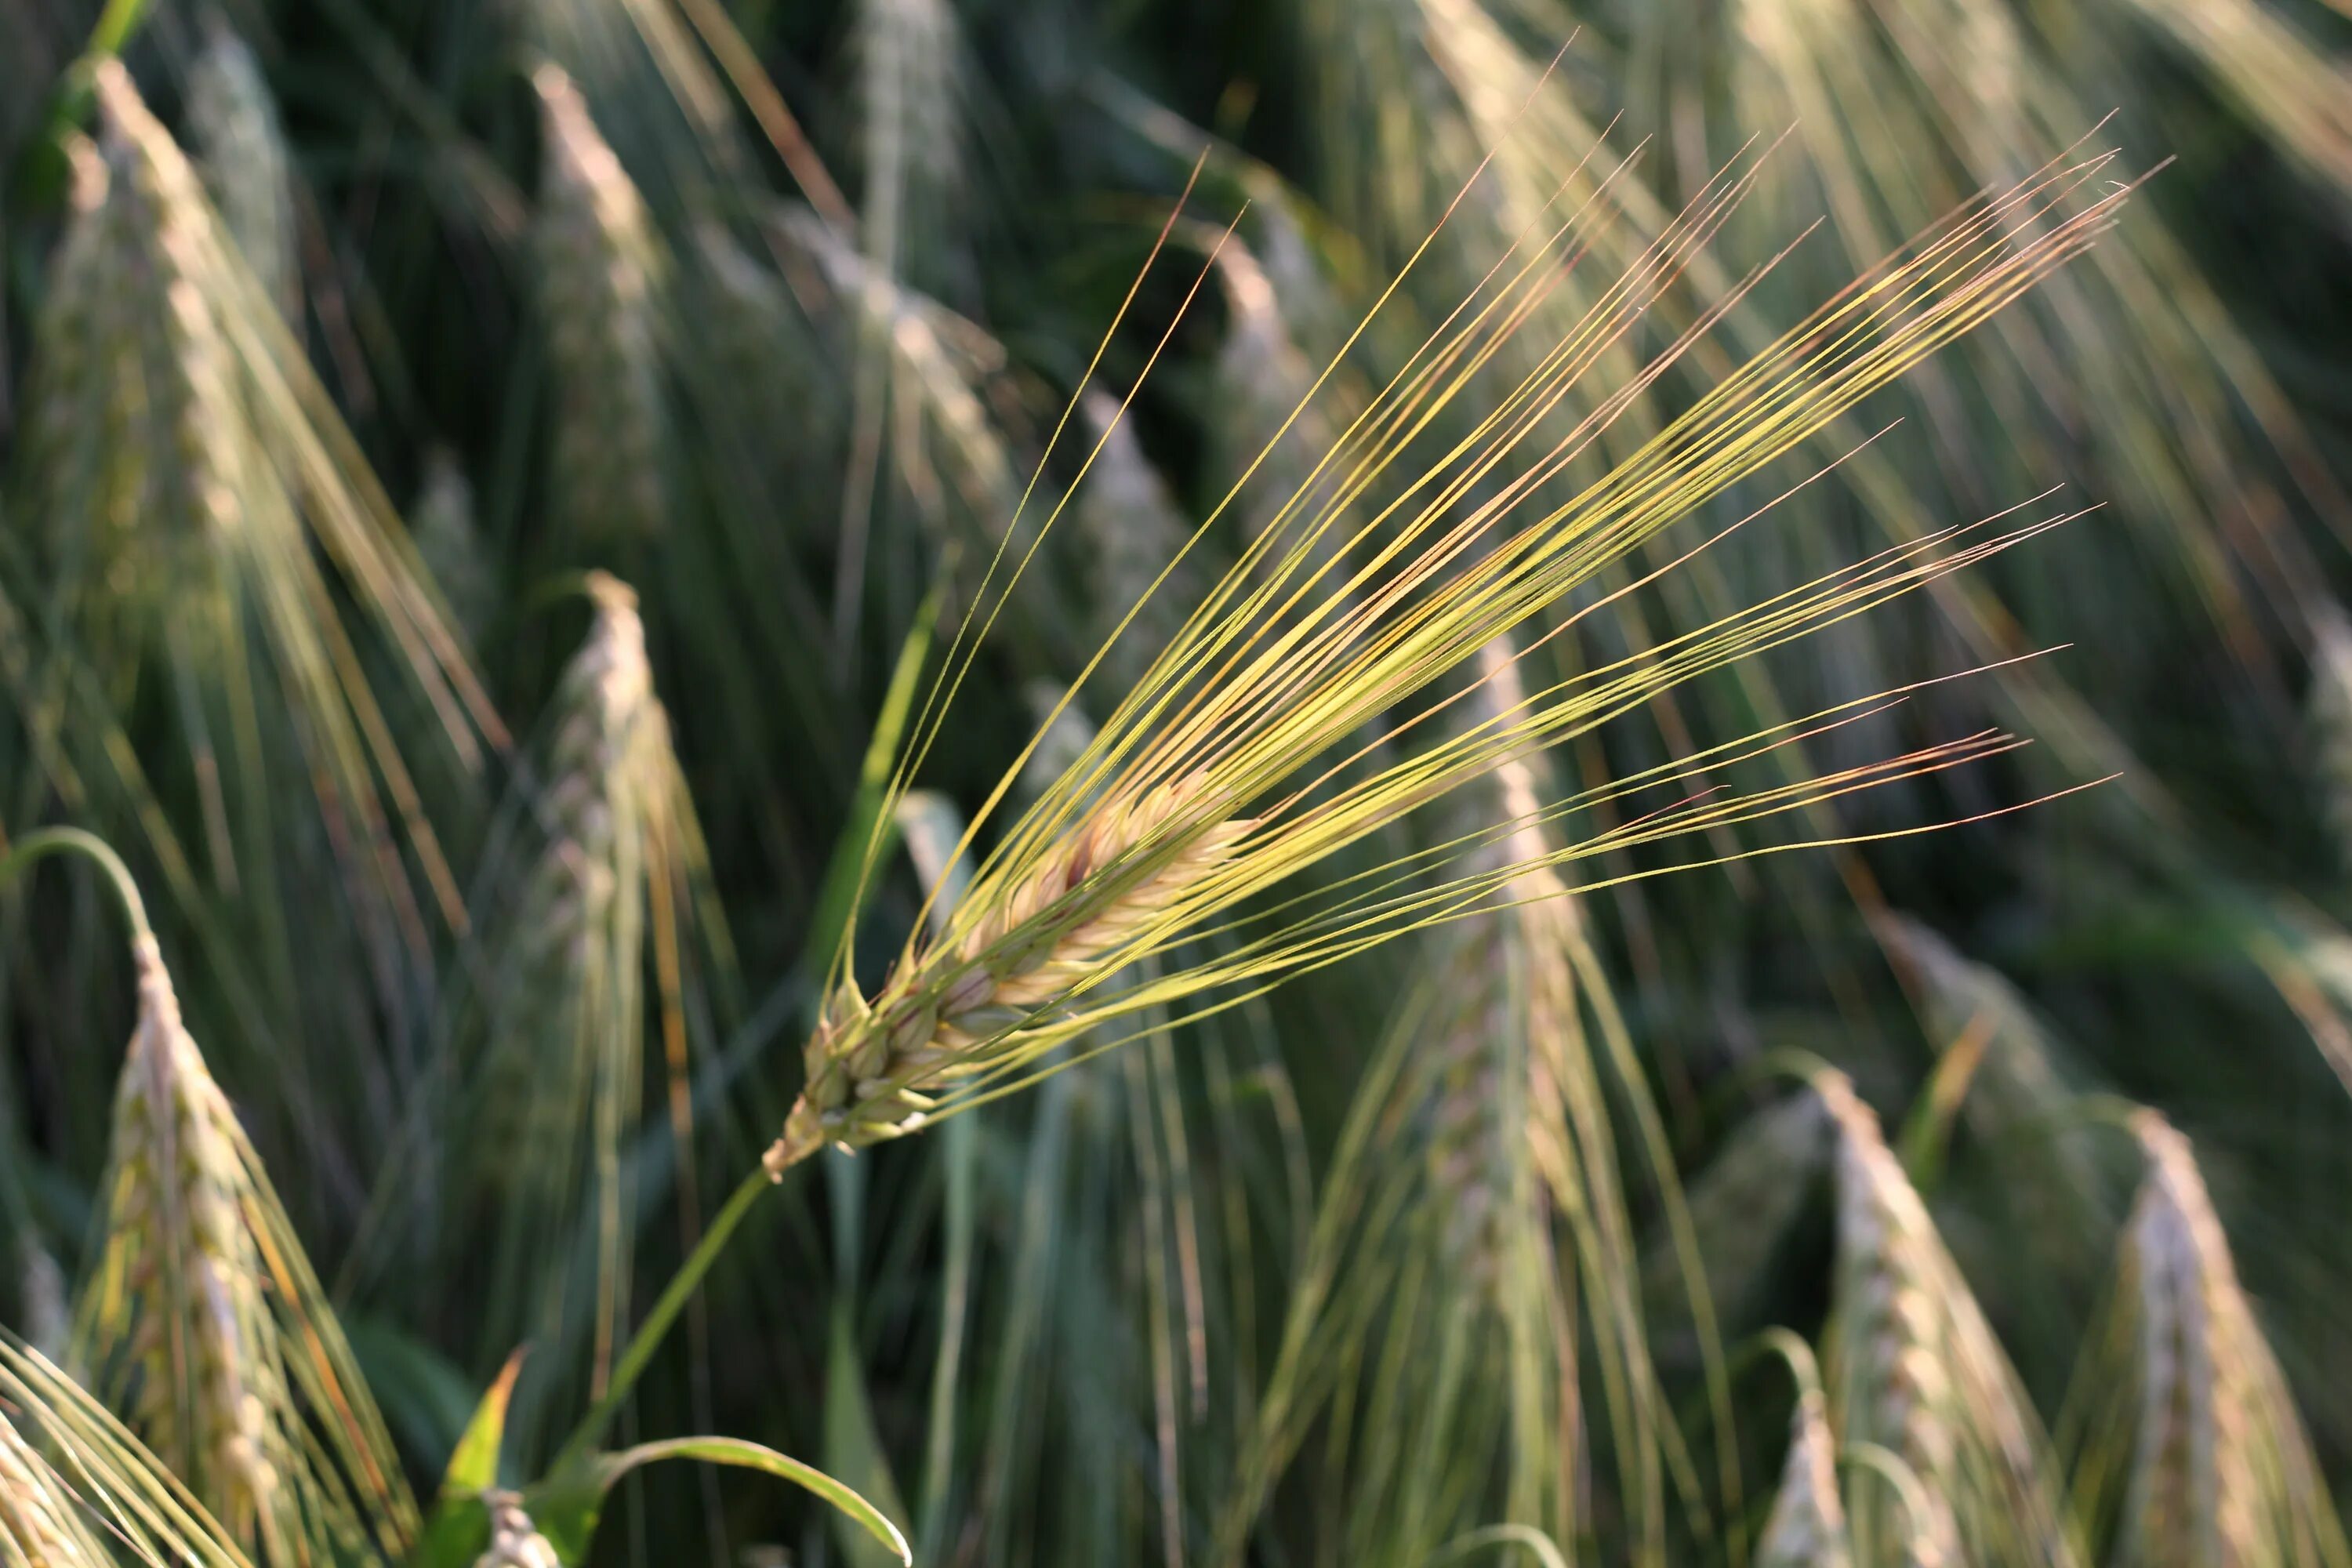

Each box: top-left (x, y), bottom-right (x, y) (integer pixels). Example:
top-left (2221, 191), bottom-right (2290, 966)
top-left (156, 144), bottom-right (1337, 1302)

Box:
top-left (2, 0), bottom-right (2351, 1562)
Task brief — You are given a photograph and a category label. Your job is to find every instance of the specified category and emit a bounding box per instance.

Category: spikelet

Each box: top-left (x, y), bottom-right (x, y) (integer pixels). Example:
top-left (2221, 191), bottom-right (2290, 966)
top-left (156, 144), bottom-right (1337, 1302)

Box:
top-left (187, 18), bottom-right (299, 318)
top-left (772, 769), bottom-right (1252, 1171)
top-left (1821, 1074), bottom-right (2078, 1568)
top-left (411, 448), bottom-right (495, 647)
top-left (1, 1408), bottom-right (114, 1566)
top-left (482, 573), bottom-right (659, 1202)
top-left (1757, 1380), bottom-right (1853, 1568)
top-left (474, 1492), bottom-right (562, 1568)
top-left (23, 71), bottom-right (246, 650)
top-left (1420, 641), bottom-right (1569, 1283)
top-left (1418, 923), bottom-right (1523, 1283)
top-left (535, 65), bottom-right (667, 551)
top-left (74, 937), bottom-right (419, 1562)
top-left (2106, 1113), bottom-right (2348, 1568)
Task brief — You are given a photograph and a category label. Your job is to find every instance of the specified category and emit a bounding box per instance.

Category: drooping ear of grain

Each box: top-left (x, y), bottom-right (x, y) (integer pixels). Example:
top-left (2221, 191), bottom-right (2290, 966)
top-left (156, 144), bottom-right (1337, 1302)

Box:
top-left (11, 60), bottom-right (499, 1011)
top-left (1756, 1381), bottom-right (1853, 1568)
top-left (774, 768), bottom-right (1253, 1170)
top-left (2103, 1112), bottom-right (2350, 1568)
top-left (73, 938), bottom-right (420, 1563)
top-left (467, 572), bottom-right (710, 1411)
top-left (1821, 1074), bottom-right (2081, 1568)
top-left (187, 19), bottom-right (298, 319)
top-left (1217, 635), bottom-right (1664, 1560)
top-left (534, 65), bottom-right (668, 552)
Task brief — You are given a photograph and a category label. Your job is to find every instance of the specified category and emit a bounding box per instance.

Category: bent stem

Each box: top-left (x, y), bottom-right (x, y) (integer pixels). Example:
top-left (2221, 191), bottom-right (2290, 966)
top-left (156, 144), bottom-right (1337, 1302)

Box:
top-left (0, 826), bottom-right (154, 946)
top-left (553, 1166), bottom-right (773, 1471)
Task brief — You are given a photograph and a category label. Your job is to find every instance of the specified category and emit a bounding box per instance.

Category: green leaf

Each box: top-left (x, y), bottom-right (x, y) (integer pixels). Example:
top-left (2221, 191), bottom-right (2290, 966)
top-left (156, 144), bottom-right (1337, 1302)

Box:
top-left (407, 1350), bottom-right (525, 1568)
top-left (524, 1435), bottom-right (910, 1566)
top-left (826, 1301), bottom-right (915, 1568)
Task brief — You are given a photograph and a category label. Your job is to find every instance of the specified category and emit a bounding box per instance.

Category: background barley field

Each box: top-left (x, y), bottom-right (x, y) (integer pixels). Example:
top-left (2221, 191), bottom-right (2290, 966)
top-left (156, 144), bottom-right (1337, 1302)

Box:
top-left (2, 0), bottom-right (2351, 1563)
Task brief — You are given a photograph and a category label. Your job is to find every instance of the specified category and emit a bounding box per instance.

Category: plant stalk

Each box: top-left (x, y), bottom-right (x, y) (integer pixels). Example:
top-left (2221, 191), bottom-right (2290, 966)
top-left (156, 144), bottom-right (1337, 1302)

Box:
top-left (0, 826), bottom-right (154, 946)
top-left (553, 1163), bottom-right (775, 1470)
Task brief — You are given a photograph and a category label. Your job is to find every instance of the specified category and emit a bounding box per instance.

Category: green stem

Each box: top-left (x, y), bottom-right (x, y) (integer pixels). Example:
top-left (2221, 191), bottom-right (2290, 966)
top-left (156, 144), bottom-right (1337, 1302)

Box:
top-left (553, 1165), bottom-right (774, 1471)
top-left (0, 826), bottom-right (153, 946)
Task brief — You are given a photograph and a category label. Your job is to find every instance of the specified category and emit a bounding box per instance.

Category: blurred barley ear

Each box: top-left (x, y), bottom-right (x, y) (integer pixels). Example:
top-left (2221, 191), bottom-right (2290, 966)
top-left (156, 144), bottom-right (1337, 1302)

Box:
top-left (72, 935), bottom-right (419, 1563)
top-left (1822, 1074), bottom-right (2082, 1568)
top-left (1077, 389), bottom-right (1204, 697)
top-left (187, 16), bottom-right (299, 319)
top-left (1755, 1336), bottom-right (1853, 1568)
top-left (476, 1491), bottom-right (563, 1566)
top-left (11, 60), bottom-right (500, 985)
top-left (2076, 1112), bottom-right (2352, 1568)
top-left (467, 572), bottom-right (716, 1414)
top-left (535, 64), bottom-right (669, 553)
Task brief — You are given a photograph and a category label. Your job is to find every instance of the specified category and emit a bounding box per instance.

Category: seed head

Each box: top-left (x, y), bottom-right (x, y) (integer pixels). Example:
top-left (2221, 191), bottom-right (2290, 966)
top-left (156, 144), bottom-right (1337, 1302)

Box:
top-left (770, 771), bottom-right (1251, 1172)
top-left (535, 65), bottom-right (666, 550)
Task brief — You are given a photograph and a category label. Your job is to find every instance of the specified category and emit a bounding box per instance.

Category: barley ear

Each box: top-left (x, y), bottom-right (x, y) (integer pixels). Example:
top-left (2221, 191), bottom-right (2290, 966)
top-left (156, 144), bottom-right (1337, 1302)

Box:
top-left (187, 16), bottom-right (299, 318)
top-left (1821, 1074), bottom-right (2081, 1568)
top-left (1755, 1357), bottom-right (1853, 1568)
top-left (534, 65), bottom-right (668, 552)
top-left (769, 770), bottom-right (1253, 1172)
top-left (74, 936), bottom-right (420, 1562)
top-left (2103, 1112), bottom-right (2350, 1568)
top-left (469, 572), bottom-right (688, 1403)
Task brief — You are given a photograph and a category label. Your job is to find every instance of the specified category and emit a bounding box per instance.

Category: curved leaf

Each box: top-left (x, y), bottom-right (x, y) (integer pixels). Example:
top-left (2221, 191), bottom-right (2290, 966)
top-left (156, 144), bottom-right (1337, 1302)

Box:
top-left (527, 1436), bottom-right (909, 1566)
